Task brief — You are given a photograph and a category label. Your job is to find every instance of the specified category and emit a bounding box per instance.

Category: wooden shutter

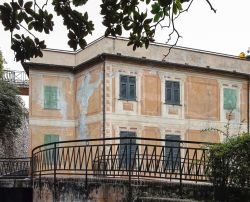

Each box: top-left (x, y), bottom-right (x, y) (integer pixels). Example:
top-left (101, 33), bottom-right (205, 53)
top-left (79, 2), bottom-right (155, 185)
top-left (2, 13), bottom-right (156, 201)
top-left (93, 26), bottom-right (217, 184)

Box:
top-left (173, 82), bottom-right (180, 104)
top-left (44, 134), bottom-right (59, 148)
top-left (44, 86), bottom-right (58, 109)
top-left (120, 76), bottom-right (128, 99)
top-left (120, 75), bottom-right (136, 100)
top-left (44, 134), bottom-right (51, 145)
top-left (43, 134), bottom-right (59, 165)
top-left (119, 131), bottom-right (136, 169)
top-left (224, 88), bottom-right (237, 110)
top-left (165, 81), bottom-right (180, 105)
top-left (128, 76), bottom-right (136, 100)
top-left (165, 135), bottom-right (181, 171)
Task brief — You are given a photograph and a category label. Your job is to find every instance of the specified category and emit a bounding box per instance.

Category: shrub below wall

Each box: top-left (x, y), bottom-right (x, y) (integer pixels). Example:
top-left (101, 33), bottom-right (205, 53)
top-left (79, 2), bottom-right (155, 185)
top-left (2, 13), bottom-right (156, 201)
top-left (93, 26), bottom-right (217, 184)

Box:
top-left (209, 133), bottom-right (250, 201)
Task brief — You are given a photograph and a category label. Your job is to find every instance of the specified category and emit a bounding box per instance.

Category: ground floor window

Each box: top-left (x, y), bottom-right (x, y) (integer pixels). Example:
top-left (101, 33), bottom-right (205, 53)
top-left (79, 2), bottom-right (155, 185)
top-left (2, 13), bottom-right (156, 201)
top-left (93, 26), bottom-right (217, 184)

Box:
top-left (119, 131), bottom-right (137, 169)
top-left (165, 135), bottom-right (181, 171)
top-left (43, 134), bottom-right (59, 166)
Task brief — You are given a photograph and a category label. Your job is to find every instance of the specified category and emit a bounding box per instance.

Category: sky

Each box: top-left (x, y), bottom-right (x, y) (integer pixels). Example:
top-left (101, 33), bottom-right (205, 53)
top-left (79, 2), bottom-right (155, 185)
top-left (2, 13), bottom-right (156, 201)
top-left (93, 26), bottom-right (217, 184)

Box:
top-left (0, 0), bottom-right (250, 106)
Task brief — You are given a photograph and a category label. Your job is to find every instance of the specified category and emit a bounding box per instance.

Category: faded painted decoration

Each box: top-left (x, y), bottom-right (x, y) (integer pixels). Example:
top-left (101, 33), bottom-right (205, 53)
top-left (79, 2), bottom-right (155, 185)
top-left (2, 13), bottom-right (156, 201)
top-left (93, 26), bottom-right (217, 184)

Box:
top-left (44, 86), bottom-right (58, 109)
top-left (77, 71), bottom-right (102, 139)
top-left (224, 88), bottom-right (237, 110)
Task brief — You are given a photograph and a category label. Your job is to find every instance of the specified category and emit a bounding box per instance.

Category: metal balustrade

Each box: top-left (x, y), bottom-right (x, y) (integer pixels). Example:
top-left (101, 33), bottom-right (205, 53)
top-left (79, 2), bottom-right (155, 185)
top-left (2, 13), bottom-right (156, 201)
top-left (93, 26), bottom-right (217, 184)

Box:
top-left (0, 157), bottom-right (31, 179)
top-left (31, 137), bottom-right (212, 184)
top-left (1, 70), bottom-right (29, 87)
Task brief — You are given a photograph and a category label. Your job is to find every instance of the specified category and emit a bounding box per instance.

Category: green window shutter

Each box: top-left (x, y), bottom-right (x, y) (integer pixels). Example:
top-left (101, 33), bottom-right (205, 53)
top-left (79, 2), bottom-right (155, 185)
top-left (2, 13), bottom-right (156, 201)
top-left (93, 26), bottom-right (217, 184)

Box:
top-left (43, 134), bottom-right (59, 165)
top-left (44, 134), bottom-right (51, 145)
top-left (51, 135), bottom-right (59, 143)
top-left (44, 134), bottom-right (59, 149)
top-left (44, 86), bottom-right (58, 109)
top-left (224, 88), bottom-right (237, 110)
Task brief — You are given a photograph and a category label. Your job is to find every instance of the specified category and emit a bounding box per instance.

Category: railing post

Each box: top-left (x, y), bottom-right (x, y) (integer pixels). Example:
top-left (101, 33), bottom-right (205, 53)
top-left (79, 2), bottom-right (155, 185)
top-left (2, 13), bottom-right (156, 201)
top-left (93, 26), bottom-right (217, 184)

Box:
top-left (128, 138), bottom-right (132, 202)
top-left (31, 155), bottom-right (34, 188)
top-left (53, 143), bottom-right (57, 202)
top-left (39, 171), bottom-right (42, 199)
top-left (179, 145), bottom-right (182, 197)
top-left (85, 142), bottom-right (88, 199)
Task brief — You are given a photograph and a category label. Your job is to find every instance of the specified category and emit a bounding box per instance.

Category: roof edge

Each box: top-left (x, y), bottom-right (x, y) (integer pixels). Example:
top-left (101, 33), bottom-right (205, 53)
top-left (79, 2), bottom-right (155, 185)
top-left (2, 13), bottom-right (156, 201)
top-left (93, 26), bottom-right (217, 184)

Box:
top-left (23, 53), bottom-right (250, 79)
top-left (36, 36), bottom-right (247, 61)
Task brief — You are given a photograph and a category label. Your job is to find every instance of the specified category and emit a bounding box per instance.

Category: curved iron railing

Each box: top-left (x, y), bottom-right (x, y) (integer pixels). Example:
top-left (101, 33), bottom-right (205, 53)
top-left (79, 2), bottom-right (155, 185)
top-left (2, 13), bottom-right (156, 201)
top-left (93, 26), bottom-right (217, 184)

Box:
top-left (0, 157), bottom-right (31, 178)
top-left (32, 137), bottom-right (212, 184)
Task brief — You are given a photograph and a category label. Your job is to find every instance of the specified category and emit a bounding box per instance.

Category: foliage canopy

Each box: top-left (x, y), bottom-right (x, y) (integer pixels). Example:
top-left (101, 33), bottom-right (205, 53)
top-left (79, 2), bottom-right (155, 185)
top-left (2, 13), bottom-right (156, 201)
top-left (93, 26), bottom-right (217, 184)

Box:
top-left (0, 51), bottom-right (24, 139)
top-left (0, 50), bottom-right (4, 76)
top-left (0, 0), bottom-right (215, 62)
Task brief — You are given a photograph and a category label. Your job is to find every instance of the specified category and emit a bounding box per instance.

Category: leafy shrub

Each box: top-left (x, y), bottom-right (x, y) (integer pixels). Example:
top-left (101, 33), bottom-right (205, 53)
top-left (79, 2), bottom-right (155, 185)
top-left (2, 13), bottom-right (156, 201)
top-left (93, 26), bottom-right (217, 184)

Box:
top-left (208, 133), bottom-right (250, 201)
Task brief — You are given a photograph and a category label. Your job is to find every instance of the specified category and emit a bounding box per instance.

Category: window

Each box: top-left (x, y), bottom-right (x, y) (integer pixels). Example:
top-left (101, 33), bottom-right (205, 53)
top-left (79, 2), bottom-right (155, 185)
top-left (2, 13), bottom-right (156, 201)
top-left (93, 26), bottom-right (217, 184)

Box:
top-left (165, 135), bottom-right (181, 171)
top-left (119, 131), bottom-right (137, 169)
top-left (43, 134), bottom-right (59, 166)
top-left (223, 88), bottom-right (237, 110)
top-left (44, 86), bottom-right (58, 109)
top-left (120, 75), bottom-right (136, 100)
top-left (44, 134), bottom-right (59, 146)
top-left (165, 81), bottom-right (180, 105)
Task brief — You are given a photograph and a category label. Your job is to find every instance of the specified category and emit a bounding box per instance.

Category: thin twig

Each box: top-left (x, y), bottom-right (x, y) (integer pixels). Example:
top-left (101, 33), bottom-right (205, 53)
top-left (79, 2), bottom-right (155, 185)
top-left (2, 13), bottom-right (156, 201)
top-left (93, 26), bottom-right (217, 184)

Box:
top-left (174, 0), bottom-right (194, 20)
top-left (162, 8), bottom-right (182, 60)
top-left (205, 0), bottom-right (216, 13)
top-left (42, 0), bottom-right (49, 10)
top-left (18, 23), bottom-right (36, 38)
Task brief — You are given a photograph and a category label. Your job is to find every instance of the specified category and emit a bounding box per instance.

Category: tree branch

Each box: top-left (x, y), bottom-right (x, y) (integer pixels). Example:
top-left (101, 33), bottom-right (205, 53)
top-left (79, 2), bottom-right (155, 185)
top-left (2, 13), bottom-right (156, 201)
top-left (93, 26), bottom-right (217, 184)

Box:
top-left (174, 0), bottom-right (194, 20)
top-left (205, 0), bottom-right (216, 13)
top-left (18, 23), bottom-right (36, 38)
top-left (162, 7), bottom-right (182, 60)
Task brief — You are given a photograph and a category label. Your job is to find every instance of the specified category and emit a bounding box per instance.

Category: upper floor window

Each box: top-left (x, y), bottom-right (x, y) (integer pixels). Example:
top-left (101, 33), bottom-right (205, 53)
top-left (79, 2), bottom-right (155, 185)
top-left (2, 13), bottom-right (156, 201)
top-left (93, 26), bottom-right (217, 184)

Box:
top-left (120, 75), bottom-right (136, 100)
top-left (223, 88), bottom-right (237, 110)
top-left (165, 81), bottom-right (180, 105)
top-left (44, 86), bottom-right (58, 109)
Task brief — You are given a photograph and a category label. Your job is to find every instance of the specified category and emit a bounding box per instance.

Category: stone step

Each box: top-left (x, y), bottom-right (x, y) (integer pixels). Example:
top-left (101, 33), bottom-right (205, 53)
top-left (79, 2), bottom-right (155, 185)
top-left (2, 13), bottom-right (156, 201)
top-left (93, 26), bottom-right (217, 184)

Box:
top-left (0, 178), bottom-right (31, 188)
top-left (138, 197), bottom-right (197, 202)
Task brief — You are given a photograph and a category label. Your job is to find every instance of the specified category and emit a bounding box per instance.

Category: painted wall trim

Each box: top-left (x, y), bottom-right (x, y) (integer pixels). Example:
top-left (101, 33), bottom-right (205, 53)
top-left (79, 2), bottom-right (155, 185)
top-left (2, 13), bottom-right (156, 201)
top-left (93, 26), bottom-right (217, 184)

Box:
top-left (106, 114), bottom-right (248, 131)
top-left (30, 118), bottom-right (77, 127)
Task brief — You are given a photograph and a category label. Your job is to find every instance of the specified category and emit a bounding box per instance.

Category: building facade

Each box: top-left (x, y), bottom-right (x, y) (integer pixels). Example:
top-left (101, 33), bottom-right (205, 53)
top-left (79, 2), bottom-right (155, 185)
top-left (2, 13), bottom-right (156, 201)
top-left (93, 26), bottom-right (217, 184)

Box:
top-left (24, 37), bottom-right (250, 154)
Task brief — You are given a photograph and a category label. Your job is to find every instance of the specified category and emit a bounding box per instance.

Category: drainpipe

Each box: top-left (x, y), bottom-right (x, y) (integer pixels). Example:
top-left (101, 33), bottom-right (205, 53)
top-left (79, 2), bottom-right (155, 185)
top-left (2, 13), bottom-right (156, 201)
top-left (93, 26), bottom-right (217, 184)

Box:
top-left (248, 77), bottom-right (250, 134)
top-left (102, 56), bottom-right (106, 139)
top-left (101, 55), bottom-right (106, 172)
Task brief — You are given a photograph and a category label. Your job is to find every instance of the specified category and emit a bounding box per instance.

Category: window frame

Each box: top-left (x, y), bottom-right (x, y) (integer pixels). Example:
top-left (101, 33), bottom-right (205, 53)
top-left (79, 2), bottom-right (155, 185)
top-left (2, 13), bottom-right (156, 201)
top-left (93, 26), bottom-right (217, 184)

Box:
top-left (44, 86), bottom-right (59, 109)
top-left (223, 88), bottom-right (237, 110)
top-left (119, 75), bottom-right (136, 101)
top-left (43, 134), bottom-right (60, 166)
top-left (165, 80), bottom-right (181, 105)
top-left (164, 134), bottom-right (181, 171)
top-left (118, 131), bottom-right (137, 169)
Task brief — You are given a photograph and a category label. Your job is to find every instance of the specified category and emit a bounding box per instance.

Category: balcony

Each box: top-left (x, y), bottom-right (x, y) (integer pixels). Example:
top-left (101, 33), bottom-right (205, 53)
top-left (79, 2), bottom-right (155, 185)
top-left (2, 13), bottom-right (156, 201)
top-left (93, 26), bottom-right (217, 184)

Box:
top-left (1, 70), bottom-right (29, 95)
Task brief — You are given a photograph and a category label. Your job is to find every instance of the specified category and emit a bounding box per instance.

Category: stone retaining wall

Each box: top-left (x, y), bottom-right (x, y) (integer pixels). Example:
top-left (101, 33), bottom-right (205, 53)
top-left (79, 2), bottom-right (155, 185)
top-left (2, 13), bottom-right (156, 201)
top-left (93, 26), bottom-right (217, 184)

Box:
top-left (33, 178), bottom-right (214, 202)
